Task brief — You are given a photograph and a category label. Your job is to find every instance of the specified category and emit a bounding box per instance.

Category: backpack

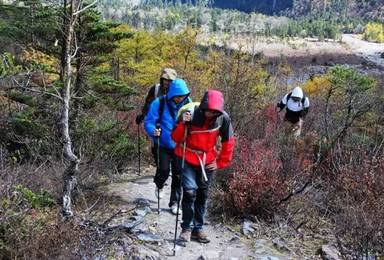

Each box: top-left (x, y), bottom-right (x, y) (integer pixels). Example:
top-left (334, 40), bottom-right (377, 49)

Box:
top-left (287, 92), bottom-right (306, 106)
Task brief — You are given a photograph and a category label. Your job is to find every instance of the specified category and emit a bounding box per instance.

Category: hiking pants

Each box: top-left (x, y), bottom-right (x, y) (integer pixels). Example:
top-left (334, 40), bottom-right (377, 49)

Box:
top-left (180, 159), bottom-right (214, 232)
top-left (154, 145), bottom-right (181, 207)
top-left (284, 117), bottom-right (303, 138)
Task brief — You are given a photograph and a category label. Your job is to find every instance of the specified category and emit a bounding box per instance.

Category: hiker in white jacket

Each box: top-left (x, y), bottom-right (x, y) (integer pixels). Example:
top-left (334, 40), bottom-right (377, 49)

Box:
top-left (277, 86), bottom-right (310, 137)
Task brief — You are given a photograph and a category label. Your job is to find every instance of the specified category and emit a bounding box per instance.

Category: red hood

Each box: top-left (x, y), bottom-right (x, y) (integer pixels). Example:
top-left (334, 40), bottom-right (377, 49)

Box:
top-left (199, 90), bottom-right (224, 113)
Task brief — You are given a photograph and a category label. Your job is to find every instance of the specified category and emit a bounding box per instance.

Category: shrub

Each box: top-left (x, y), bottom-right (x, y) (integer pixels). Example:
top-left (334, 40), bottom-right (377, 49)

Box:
top-left (322, 149), bottom-right (384, 257)
top-left (14, 185), bottom-right (55, 209)
top-left (363, 22), bottom-right (384, 43)
top-left (219, 138), bottom-right (285, 219)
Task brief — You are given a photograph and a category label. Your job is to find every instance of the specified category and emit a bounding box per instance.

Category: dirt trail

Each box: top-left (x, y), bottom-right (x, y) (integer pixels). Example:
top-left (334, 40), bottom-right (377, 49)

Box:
top-left (106, 166), bottom-right (294, 259)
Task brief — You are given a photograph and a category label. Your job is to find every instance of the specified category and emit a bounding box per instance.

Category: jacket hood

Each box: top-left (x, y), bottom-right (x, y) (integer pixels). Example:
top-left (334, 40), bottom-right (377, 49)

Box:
top-left (291, 87), bottom-right (304, 98)
top-left (167, 79), bottom-right (190, 100)
top-left (199, 90), bottom-right (224, 113)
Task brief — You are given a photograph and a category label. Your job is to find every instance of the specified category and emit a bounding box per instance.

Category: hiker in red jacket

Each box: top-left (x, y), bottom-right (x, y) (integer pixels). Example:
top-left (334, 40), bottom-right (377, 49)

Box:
top-left (171, 90), bottom-right (235, 244)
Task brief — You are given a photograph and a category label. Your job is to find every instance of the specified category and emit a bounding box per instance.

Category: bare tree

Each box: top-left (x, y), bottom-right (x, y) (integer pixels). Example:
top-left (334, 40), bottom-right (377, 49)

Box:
top-left (60, 0), bottom-right (98, 218)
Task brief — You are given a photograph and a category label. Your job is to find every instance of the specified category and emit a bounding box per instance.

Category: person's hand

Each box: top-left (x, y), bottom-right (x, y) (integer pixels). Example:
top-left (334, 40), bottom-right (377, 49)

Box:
top-left (276, 103), bottom-right (282, 112)
top-left (182, 111), bottom-right (192, 123)
top-left (205, 161), bottom-right (217, 172)
top-left (153, 128), bottom-right (161, 137)
top-left (136, 114), bottom-right (144, 125)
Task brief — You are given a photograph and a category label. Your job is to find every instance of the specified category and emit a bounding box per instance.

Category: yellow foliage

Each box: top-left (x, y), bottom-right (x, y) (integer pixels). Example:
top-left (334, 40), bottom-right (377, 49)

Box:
top-left (303, 75), bottom-right (331, 96)
top-left (21, 48), bottom-right (58, 69)
top-left (114, 26), bottom-right (203, 93)
top-left (116, 31), bottom-right (163, 87)
top-left (363, 22), bottom-right (384, 43)
top-left (110, 24), bottom-right (133, 35)
top-left (112, 25), bottom-right (270, 104)
top-left (20, 48), bottom-right (59, 85)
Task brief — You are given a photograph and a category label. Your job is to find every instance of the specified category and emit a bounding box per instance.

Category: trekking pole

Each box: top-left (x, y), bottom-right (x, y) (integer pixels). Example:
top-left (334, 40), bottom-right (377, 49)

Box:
top-left (173, 126), bottom-right (188, 256)
top-left (137, 124), bottom-right (141, 176)
top-left (156, 123), bottom-right (161, 215)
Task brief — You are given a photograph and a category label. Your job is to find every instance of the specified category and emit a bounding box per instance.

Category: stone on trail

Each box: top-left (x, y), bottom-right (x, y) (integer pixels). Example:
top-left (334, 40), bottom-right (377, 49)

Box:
top-left (272, 237), bottom-right (290, 253)
top-left (197, 250), bottom-right (220, 260)
top-left (136, 230), bottom-right (163, 243)
top-left (227, 235), bottom-right (240, 243)
top-left (134, 198), bottom-right (151, 207)
top-left (128, 245), bottom-right (160, 260)
top-left (107, 218), bottom-right (143, 232)
top-left (242, 219), bottom-right (256, 236)
top-left (321, 243), bottom-right (342, 260)
top-left (133, 206), bottom-right (151, 217)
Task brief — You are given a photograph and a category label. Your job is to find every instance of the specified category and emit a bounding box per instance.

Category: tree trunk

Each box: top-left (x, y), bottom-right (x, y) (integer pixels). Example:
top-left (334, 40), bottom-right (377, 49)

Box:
top-left (60, 0), bottom-right (80, 218)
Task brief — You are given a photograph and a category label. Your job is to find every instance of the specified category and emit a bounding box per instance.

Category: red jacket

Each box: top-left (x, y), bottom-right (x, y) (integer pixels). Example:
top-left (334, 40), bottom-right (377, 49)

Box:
top-left (171, 90), bottom-right (235, 169)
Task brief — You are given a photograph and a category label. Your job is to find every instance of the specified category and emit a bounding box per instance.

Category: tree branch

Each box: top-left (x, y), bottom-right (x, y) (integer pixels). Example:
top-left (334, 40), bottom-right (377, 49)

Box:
top-left (11, 76), bottom-right (63, 100)
top-left (72, 0), bottom-right (98, 16)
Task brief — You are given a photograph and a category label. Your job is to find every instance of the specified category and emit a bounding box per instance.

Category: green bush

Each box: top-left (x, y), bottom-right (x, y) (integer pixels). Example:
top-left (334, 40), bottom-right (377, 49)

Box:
top-left (14, 185), bottom-right (55, 208)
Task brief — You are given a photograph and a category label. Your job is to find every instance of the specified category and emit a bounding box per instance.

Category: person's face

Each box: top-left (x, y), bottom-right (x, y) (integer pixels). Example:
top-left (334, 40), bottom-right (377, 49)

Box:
top-left (291, 96), bottom-right (301, 103)
top-left (204, 109), bottom-right (221, 120)
top-left (162, 79), bottom-right (172, 90)
top-left (172, 95), bottom-right (186, 104)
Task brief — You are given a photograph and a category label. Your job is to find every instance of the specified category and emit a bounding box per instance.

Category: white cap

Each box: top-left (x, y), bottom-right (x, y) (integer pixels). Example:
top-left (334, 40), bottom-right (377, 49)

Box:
top-left (160, 68), bottom-right (177, 80)
top-left (291, 87), bottom-right (304, 99)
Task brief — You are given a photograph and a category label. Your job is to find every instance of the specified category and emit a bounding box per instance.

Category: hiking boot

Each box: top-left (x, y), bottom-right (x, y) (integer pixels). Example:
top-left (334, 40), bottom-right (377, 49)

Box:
top-left (191, 230), bottom-right (210, 244)
top-left (179, 229), bottom-right (191, 242)
top-left (155, 187), bottom-right (164, 199)
top-left (170, 204), bottom-right (182, 215)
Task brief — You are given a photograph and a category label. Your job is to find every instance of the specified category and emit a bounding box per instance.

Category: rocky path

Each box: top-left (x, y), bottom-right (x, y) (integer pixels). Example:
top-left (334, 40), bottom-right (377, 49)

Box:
top-left (106, 166), bottom-right (295, 260)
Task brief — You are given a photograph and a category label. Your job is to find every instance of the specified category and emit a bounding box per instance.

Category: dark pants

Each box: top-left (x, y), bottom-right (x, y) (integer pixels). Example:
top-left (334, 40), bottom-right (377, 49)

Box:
top-left (179, 159), bottom-right (214, 232)
top-left (153, 144), bottom-right (181, 208)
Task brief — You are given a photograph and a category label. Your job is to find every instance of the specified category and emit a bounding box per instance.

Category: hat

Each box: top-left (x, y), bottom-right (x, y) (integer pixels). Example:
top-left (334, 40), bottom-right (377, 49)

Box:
top-left (160, 68), bottom-right (177, 81)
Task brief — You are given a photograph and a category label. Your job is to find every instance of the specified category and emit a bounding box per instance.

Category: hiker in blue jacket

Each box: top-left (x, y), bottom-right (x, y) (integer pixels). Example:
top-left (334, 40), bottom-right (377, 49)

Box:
top-left (144, 79), bottom-right (191, 215)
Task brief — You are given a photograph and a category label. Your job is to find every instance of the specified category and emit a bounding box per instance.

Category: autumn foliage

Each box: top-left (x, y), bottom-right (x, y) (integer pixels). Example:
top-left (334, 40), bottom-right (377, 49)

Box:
top-left (211, 105), bottom-right (315, 220)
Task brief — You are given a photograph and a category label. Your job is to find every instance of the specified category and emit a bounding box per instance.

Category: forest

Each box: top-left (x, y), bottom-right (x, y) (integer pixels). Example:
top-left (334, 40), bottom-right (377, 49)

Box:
top-left (0, 0), bottom-right (383, 259)
top-left (99, 0), bottom-right (383, 42)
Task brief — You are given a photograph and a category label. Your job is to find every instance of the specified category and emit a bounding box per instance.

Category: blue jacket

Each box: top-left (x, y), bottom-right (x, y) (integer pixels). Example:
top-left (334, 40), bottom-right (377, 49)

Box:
top-left (144, 79), bottom-right (191, 149)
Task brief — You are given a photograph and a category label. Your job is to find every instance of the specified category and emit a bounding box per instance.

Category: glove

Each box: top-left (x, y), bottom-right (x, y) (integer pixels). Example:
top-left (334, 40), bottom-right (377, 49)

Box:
top-left (136, 114), bottom-right (144, 125)
top-left (182, 111), bottom-right (192, 123)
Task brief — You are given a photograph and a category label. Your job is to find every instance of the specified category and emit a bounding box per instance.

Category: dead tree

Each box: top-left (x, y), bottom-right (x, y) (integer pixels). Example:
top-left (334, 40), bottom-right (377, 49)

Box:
top-left (60, 0), bottom-right (98, 218)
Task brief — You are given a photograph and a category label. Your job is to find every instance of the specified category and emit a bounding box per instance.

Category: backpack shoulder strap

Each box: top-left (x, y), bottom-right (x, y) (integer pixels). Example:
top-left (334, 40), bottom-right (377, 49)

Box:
top-left (287, 92), bottom-right (292, 101)
top-left (154, 83), bottom-right (161, 97)
top-left (156, 95), bottom-right (166, 126)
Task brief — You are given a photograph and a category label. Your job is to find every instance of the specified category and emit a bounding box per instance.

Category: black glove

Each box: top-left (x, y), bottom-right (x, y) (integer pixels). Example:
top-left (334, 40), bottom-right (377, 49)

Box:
top-left (136, 114), bottom-right (144, 125)
top-left (276, 102), bottom-right (285, 111)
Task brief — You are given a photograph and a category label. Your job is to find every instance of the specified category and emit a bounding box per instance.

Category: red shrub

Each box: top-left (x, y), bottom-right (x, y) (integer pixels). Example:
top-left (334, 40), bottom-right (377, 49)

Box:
top-left (218, 138), bottom-right (287, 219)
top-left (211, 104), bottom-right (316, 221)
top-left (319, 149), bottom-right (384, 257)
